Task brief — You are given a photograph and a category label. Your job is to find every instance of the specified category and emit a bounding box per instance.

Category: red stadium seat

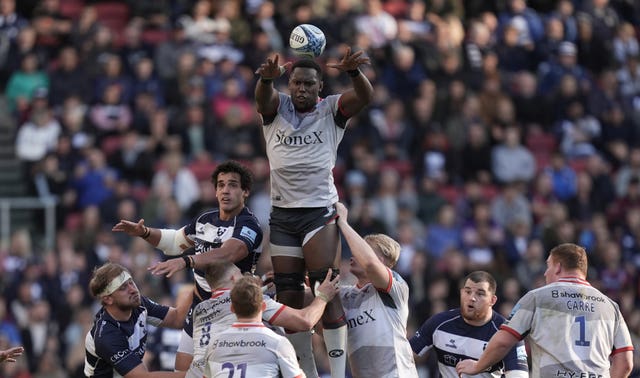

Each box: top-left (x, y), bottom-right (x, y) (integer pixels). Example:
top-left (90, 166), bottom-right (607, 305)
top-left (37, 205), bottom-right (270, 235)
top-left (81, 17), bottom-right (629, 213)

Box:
top-left (93, 2), bottom-right (130, 46)
top-left (141, 29), bottom-right (170, 45)
top-left (59, 0), bottom-right (85, 20)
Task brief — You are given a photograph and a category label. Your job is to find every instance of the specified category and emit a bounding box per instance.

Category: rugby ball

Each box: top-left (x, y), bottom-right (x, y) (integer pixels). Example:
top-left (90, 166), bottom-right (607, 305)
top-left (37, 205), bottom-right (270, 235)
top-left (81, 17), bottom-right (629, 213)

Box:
top-left (289, 24), bottom-right (326, 58)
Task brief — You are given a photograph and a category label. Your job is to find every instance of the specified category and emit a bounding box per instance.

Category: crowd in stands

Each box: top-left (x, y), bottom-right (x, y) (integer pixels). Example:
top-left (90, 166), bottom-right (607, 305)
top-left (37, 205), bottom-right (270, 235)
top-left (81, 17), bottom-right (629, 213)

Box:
top-left (0, 0), bottom-right (639, 376)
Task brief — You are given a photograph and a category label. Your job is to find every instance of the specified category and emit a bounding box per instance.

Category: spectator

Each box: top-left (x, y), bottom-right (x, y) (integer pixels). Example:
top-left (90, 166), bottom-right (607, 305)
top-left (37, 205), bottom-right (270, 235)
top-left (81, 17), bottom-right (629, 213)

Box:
top-left (88, 82), bottom-right (133, 141)
top-left (150, 151), bottom-right (200, 212)
top-left (613, 22), bottom-right (639, 65)
top-left (71, 148), bottom-right (117, 209)
top-left (491, 183), bottom-right (532, 229)
top-left (425, 203), bottom-right (462, 260)
top-left (107, 128), bottom-right (154, 186)
top-left (0, 0), bottom-right (29, 74)
top-left (491, 125), bottom-right (536, 185)
top-left (48, 45), bottom-right (90, 107)
top-left (14, 106), bottom-right (61, 165)
top-left (538, 41), bottom-right (589, 96)
top-left (4, 52), bottom-right (48, 114)
top-left (497, 0), bottom-right (544, 46)
top-left (153, 20), bottom-right (193, 82)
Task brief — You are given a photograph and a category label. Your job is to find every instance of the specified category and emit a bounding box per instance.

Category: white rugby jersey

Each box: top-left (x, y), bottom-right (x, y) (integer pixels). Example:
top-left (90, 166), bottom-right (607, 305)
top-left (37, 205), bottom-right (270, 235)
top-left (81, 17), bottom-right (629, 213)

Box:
top-left (339, 269), bottom-right (418, 378)
top-left (202, 322), bottom-right (304, 378)
top-left (262, 93), bottom-right (346, 208)
top-left (501, 277), bottom-right (634, 377)
top-left (186, 289), bottom-right (286, 378)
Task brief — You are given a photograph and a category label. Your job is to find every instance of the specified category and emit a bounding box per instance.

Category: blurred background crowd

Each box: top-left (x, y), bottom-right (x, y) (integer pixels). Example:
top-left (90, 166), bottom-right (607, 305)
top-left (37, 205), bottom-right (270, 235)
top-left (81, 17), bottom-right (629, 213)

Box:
top-left (0, 0), bottom-right (639, 376)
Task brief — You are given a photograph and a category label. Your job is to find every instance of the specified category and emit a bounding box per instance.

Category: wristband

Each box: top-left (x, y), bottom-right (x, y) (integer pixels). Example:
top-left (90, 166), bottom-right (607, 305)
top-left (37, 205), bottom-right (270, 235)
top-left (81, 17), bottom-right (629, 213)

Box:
top-left (182, 255), bottom-right (192, 269)
top-left (316, 292), bottom-right (331, 302)
top-left (141, 226), bottom-right (151, 239)
top-left (260, 77), bottom-right (273, 84)
top-left (347, 69), bottom-right (360, 77)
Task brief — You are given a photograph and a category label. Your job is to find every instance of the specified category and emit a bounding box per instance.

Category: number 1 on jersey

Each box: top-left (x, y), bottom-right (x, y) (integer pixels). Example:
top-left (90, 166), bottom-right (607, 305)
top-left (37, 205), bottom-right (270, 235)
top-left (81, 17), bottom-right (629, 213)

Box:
top-left (574, 315), bottom-right (590, 346)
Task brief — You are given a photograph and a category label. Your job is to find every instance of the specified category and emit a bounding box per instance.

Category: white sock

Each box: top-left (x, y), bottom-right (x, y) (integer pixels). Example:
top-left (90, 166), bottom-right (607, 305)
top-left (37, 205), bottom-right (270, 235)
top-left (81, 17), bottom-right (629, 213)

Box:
top-left (322, 325), bottom-right (347, 378)
top-left (286, 330), bottom-right (319, 378)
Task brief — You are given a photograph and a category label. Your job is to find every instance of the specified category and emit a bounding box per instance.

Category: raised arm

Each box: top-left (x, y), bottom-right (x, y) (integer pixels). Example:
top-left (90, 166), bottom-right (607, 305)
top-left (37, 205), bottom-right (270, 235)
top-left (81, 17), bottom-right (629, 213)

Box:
top-left (254, 54), bottom-right (290, 117)
top-left (271, 269), bottom-right (339, 331)
top-left (335, 202), bottom-right (390, 289)
top-left (327, 47), bottom-right (373, 117)
top-left (112, 219), bottom-right (194, 256)
top-left (159, 284), bottom-right (194, 329)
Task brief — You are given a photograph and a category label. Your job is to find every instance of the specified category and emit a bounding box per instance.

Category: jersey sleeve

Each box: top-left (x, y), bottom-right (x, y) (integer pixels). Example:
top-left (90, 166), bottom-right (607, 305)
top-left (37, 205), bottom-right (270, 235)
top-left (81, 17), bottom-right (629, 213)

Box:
top-left (376, 269), bottom-right (409, 311)
top-left (500, 291), bottom-right (536, 340)
top-left (262, 296), bottom-right (286, 324)
top-left (277, 337), bottom-right (305, 378)
top-left (94, 324), bottom-right (143, 376)
top-left (232, 214), bottom-right (263, 251)
top-left (141, 296), bottom-right (170, 327)
top-left (612, 302), bottom-right (634, 354)
top-left (409, 315), bottom-right (437, 356)
top-left (502, 340), bottom-right (529, 374)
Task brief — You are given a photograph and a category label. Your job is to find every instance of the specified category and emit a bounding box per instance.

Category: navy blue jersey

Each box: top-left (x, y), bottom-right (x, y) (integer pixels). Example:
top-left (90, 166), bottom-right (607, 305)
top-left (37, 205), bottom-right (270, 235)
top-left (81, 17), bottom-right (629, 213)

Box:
top-left (409, 309), bottom-right (529, 378)
top-left (84, 296), bottom-right (169, 377)
top-left (184, 207), bottom-right (263, 295)
top-left (182, 207), bottom-right (263, 339)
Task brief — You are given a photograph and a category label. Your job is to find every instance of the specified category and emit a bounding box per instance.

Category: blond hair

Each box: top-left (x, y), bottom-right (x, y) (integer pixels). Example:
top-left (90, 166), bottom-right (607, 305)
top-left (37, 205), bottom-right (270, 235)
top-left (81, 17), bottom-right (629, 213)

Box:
top-left (230, 275), bottom-right (263, 317)
top-left (89, 263), bottom-right (128, 298)
top-left (364, 234), bottom-right (401, 268)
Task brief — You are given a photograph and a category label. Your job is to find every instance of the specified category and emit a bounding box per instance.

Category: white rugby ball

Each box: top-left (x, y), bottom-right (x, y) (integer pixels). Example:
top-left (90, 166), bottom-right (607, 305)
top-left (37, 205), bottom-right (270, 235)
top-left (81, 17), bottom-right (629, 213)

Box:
top-left (289, 24), bottom-right (326, 58)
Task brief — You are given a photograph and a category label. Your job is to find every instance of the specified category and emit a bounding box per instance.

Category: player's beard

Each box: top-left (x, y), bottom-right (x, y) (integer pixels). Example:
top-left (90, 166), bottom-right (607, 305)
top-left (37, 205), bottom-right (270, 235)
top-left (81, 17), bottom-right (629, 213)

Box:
top-left (461, 304), bottom-right (486, 323)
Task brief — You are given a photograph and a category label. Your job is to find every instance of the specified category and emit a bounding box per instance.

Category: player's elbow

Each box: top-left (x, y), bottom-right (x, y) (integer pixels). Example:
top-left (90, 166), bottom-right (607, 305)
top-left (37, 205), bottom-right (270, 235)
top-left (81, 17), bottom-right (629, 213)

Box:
top-left (290, 316), bottom-right (315, 331)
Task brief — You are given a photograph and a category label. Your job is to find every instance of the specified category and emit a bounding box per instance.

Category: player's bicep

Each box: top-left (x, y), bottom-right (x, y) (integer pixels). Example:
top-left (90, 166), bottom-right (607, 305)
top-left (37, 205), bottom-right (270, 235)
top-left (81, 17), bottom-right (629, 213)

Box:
top-left (222, 238), bottom-right (250, 260)
top-left (409, 322), bottom-right (435, 356)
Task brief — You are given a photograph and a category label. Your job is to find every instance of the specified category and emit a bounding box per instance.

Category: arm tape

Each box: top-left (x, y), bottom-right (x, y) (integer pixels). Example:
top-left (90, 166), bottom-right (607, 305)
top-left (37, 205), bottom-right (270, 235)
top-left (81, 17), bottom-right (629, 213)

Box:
top-left (157, 227), bottom-right (190, 256)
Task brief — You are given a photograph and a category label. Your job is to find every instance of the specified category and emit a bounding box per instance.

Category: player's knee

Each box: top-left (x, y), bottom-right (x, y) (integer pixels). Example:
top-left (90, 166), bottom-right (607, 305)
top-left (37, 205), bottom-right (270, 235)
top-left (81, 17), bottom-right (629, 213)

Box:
top-left (308, 268), bottom-right (340, 291)
top-left (273, 272), bottom-right (305, 294)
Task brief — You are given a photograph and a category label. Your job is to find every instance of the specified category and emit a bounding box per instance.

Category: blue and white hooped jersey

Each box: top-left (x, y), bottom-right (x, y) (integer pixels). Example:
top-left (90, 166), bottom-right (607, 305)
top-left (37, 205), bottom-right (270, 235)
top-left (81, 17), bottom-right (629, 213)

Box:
top-left (84, 296), bottom-right (169, 377)
top-left (184, 207), bottom-right (263, 293)
top-left (410, 309), bottom-right (529, 378)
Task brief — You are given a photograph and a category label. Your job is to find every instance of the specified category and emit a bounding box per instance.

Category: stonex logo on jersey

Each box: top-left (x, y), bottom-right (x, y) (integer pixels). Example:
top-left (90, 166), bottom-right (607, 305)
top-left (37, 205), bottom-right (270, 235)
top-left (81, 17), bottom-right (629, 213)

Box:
top-left (274, 129), bottom-right (324, 145)
top-left (346, 308), bottom-right (376, 329)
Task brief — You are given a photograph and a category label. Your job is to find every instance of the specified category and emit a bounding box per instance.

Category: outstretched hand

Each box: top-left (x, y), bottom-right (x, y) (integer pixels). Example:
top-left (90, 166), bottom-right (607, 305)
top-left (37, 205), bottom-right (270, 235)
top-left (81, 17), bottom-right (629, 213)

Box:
top-left (326, 47), bottom-right (370, 72)
top-left (0, 346), bottom-right (24, 364)
top-left (255, 54), bottom-right (291, 80)
top-left (112, 219), bottom-right (146, 237)
top-left (148, 257), bottom-right (187, 278)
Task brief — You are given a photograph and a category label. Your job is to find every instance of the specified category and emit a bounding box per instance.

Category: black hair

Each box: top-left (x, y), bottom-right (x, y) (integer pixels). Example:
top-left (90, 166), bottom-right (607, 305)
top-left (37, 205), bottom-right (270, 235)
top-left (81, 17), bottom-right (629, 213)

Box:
top-left (291, 58), bottom-right (322, 76)
top-left (211, 160), bottom-right (253, 192)
top-left (461, 271), bottom-right (497, 294)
